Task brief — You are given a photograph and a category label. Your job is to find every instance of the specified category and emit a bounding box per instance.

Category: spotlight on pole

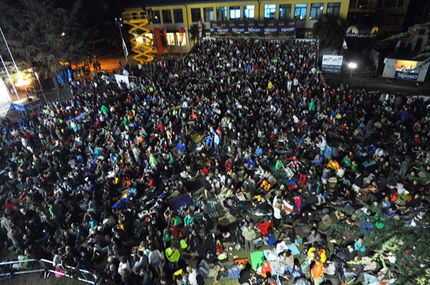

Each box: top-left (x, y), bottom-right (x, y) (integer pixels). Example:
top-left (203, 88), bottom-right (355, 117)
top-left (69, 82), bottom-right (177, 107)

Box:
top-left (348, 62), bottom-right (357, 78)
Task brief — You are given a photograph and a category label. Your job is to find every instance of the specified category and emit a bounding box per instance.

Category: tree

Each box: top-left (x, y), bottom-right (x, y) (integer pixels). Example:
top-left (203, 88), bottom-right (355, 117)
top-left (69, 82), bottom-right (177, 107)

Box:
top-left (189, 24), bottom-right (200, 45)
top-left (312, 15), bottom-right (346, 50)
top-left (0, 0), bottom-right (93, 89)
top-left (332, 204), bottom-right (430, 284)
top-left (383, 22), bottom-right (430, 66)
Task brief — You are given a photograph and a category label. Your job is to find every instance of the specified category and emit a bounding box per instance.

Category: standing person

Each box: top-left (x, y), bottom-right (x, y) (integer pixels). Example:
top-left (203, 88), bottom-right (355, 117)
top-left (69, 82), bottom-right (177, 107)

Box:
top-left (242, 222), bottom-right (257, 253)
top-left (164, 243), bottom-right (181, 278)
top-left (148, 244), bottom-right (163, 275)
top-left (318, 135), bottom-right (327, 156)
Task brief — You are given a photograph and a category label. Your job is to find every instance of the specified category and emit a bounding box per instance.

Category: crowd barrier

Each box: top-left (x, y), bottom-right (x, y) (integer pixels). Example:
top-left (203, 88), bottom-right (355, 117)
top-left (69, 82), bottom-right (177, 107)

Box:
top-left (0, 258), bottom-right (97, 284)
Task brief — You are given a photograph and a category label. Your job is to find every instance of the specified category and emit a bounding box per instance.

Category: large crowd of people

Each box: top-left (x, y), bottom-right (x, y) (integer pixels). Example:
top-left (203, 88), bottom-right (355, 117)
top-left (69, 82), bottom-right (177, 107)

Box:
top-left (0, 38), bottom-right (429, 285)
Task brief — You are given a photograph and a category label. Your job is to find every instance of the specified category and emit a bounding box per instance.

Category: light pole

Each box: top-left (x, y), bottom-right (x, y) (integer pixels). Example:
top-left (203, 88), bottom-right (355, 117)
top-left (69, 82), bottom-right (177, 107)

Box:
top-left (0, 54), bottom-right (19, 100)
top-left (1, 26), bottom-right (25, 100)
top-left (348, 62), bottom-right (357, 78)
top-left (115, 17), bottom-right (129, 64)
top-left (0, 27), bottom-right (19, 74)
top-left (35, 72), bottom-right (48, 105)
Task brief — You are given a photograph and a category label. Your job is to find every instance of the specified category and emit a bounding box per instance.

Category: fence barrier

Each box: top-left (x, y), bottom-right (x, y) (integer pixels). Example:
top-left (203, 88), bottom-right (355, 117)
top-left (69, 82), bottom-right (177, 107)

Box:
top-left (0, 258), bottom-right (96, 284)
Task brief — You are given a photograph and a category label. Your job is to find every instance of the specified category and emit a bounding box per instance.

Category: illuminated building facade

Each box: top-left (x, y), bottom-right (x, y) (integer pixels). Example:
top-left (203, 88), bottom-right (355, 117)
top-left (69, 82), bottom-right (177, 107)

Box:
top-left (122, 0), bottom-right (414, 62)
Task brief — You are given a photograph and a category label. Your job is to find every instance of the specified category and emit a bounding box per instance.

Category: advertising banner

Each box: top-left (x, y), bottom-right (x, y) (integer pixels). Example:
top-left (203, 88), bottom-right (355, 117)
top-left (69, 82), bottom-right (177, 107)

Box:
top-left (394, 71), bottom-right (419, 81)
top-left (210, 26), bottom-right (295, 34)
top-left (210, 21), bottom-right (295, 38)
top-left (179, 27), bottom-right (185, 45)
top-left (321, 55), bottom-right (343, 73)
top-left (179, 27), bottom-right (185, 57)
top-left (382, 58), bottom-right (429, 82)
top-left (163, 27), bottom-right (168, 43)
top-left (153, 28), bottom-right (164, 55)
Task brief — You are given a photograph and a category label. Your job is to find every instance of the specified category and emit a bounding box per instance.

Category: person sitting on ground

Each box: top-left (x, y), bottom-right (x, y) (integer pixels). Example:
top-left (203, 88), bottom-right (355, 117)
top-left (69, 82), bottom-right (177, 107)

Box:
top-left (304, 227), bottom-right (323, 246)
top-left (213, 263), bottom-right (242, 284)
top-left (257, 216), bottom-right (274, 237)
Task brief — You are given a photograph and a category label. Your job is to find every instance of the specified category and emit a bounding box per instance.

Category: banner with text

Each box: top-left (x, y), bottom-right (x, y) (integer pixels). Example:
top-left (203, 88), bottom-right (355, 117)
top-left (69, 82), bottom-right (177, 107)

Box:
top-left (210, 21), bottom-right (295, 38)
top-left (153, 28), bottom-right (164, 55)
top-left (210, 26), bottom-right (296, 35)
top-left (321, 55), bottom-right (343, 74)
top-left (179, 27), bottom-right (185, 45)
top-left (382, 58), bottom-right (429, 82)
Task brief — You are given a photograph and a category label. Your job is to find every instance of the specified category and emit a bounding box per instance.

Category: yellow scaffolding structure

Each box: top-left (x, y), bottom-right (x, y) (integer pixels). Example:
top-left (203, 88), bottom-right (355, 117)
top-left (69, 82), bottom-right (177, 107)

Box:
top-left (122, 9), bottom-right (155, 63)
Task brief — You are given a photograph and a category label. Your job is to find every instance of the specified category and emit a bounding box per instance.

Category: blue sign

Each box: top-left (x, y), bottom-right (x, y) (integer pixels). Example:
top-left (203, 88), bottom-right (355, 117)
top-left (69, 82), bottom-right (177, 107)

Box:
top-left (394, 71), bottom-right (418, 81)
top-left (210, 26), bottom-right (295, 34)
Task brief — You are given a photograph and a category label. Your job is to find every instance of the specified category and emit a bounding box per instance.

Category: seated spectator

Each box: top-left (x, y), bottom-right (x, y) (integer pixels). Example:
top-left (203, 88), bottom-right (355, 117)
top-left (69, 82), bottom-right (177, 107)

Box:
top-left (257, 216), bottom-right (274, 237)
top-left (304, 227), bottom-right (323, 246)
top-left (213, 263), bottom-right (241, 284)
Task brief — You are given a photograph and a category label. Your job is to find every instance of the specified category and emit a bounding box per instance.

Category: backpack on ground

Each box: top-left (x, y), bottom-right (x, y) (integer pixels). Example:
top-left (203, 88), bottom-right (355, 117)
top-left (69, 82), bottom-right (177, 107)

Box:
top-left (196, 273), bottom-right (205, 285)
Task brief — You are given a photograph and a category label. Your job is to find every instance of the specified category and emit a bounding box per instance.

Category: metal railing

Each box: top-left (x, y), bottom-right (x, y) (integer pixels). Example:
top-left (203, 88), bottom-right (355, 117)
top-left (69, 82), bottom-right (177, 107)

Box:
top-left (0, 259), bottom-right (45, 279)
top-left (0, 258), bottom-right (96, 284)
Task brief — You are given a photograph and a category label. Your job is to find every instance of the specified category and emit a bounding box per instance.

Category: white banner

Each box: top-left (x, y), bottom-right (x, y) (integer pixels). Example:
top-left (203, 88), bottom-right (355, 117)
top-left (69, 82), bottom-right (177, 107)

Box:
top-left (114, 74), bottom-right (130, 89)
top-left (322, 55), bottom-right (343, 66)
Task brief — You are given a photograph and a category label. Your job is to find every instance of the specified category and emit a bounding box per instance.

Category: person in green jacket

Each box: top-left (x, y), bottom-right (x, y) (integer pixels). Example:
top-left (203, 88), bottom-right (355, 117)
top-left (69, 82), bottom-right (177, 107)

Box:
top-left (165, 244), bottom-right (181, 263)
top-left (309, 99), bottom-right (315, 112)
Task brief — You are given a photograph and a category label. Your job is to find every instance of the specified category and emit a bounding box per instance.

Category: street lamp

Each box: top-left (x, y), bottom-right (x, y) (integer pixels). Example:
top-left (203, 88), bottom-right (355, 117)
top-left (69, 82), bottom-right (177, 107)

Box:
top-left (115, 17), bottom-right (129, 64)
top-left (348, 62), bottom-right (357, 78)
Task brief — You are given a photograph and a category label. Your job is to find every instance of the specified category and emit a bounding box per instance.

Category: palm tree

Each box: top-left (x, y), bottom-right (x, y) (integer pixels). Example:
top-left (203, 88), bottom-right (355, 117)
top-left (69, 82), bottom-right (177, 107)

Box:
top-left (312, 15), bottom-right (346, 50)
top-left (189, 24), bottom-right (199, 45)
top-left (383, 22), bottom-right (430, 66)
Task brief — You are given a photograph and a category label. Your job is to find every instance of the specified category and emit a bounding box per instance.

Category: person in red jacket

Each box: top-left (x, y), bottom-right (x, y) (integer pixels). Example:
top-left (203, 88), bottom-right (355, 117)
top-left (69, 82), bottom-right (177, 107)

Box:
top-left (257, 216), bottom-right (274, 237)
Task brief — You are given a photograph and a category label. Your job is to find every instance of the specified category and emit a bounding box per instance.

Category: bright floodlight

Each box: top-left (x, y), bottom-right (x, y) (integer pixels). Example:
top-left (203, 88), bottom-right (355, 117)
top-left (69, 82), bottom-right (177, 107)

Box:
top-left (348, 62), bottom-right (357, 69)
top-left (15, 76), bottom-right (30, 87)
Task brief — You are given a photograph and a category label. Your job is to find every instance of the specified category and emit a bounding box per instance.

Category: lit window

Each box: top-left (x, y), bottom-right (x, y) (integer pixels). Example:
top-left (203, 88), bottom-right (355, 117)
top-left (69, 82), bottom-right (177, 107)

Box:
top-left (166, 32), bottom-right (176, 45)
top-left (244, 5), bottom-right (255, 19)
top-left (310, 3), bottom-right (323, 19)
top-left (230, 6), bottom-right (241, 20)
top-left (294, 4), bottom-right (308, 20)
top-left (217, 7), bottom-right (227, 21)
top-left (204, 7), bottom-right (214, 21)
top-left (264, 4), bottom-right (276, 19)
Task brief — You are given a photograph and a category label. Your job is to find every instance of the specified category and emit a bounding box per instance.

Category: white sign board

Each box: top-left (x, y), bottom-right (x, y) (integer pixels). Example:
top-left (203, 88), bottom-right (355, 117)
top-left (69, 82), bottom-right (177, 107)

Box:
top-left (322, 55), bottom-right (343, 73)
